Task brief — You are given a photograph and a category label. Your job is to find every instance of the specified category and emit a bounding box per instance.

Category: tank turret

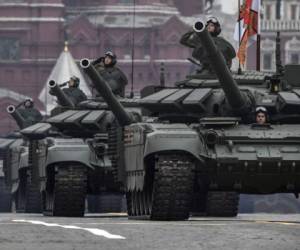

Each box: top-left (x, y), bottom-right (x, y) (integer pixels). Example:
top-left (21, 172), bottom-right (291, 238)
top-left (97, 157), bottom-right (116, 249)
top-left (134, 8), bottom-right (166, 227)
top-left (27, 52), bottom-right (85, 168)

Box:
top-left (6, 105), bottom-right (27, 129)
top-left (48, 80), bottom-right (75, 108)
top-left (193, 21), bottom-right (252, 114)
top-left (80, 59), bottom-right (133, 126)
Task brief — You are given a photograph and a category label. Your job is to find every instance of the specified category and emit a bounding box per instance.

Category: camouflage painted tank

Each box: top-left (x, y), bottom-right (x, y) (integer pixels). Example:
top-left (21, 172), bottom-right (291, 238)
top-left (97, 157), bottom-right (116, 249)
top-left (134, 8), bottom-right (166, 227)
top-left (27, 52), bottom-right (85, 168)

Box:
top-left (20, 79), bottom-right (139, 217)
top-left (81, 21), bottom-right (300, 220)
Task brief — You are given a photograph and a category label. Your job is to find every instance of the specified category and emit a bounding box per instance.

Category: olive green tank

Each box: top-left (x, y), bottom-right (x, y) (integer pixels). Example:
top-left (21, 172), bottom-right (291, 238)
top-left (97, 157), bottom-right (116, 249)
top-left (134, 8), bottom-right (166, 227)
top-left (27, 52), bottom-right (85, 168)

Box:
top-left (81, 21), bottom-right (300, 220)
top-left (20, 78), bottom-right (140, 217)
top-left (5, 104), bottom-right (42, 213)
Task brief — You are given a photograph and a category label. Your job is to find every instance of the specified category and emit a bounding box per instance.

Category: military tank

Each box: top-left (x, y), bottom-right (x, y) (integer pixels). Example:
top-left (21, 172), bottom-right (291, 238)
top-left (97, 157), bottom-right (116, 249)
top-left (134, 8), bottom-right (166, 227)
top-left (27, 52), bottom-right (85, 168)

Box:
top-left (20, 79), bottom-right (138, 217)
top-left (0, 138), bottom-right (13, 212)
top-left (5, 105), bottom-right (42, 213)
top-left (80, 20), bottom-right (300, 220)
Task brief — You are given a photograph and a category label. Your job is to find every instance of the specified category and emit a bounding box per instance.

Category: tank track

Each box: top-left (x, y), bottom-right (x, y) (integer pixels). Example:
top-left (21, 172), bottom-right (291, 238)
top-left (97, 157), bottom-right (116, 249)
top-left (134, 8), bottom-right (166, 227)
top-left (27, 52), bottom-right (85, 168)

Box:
top-left (107, 124), bottom-right (123, 183)
top-left (44, 165), bottom-right (87, 217)
top-left (206, 191), bottom-right (239, 217)
top-left (190, 192), bottom-right (207, 216)
top-left (25, 140), bottom-right (41, 213)
top-left (88, 194), bottom-right (126, 213)
top-left (24, 182), bottom-right (41, 213)
top-left (0, 178), bottom-right (11, 212)
top-left (13, 169), bottom-right (27, 213)
top-left (12, 169), bottom-right (41, 213)
top-left (128, 153), bottom-right (194, 220)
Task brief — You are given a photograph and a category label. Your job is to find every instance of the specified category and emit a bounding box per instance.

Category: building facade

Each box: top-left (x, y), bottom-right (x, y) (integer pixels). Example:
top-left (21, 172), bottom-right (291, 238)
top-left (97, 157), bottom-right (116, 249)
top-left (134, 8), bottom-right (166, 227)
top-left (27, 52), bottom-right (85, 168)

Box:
top-left (247, 0), bottom-right (300, 70)
top-left (0, 0), bottom-right (65, 134)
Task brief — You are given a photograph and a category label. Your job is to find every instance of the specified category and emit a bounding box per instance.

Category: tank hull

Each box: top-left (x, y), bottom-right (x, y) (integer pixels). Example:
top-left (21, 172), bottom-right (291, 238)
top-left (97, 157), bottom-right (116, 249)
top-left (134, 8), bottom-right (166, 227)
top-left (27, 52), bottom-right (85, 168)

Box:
top-left (123, 122), bottom-right (300, 220)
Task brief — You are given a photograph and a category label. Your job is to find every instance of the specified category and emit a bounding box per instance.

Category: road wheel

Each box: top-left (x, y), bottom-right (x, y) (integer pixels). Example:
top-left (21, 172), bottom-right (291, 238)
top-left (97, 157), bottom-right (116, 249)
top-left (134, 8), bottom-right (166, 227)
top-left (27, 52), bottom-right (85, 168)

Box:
top-left (43, 164), bottom-right (87, 217)
top-left (127, 153), bottom-right (195, 220)
top-left (206, 191), bottom-right (239, 217)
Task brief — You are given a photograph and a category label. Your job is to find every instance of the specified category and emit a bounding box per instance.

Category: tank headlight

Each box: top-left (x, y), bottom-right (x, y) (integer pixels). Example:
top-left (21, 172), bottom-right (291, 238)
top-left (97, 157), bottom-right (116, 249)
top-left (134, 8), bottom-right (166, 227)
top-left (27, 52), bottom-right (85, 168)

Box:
top-left (205, 130), bottom-right (219, 145)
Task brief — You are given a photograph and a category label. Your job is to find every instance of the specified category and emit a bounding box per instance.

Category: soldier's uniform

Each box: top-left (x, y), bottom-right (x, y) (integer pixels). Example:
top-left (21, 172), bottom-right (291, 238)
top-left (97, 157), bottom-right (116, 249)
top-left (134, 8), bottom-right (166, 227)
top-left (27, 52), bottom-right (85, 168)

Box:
top-left (18, 101), bottom-right (43, 128)
top-left (49, 76), bottom-right (87, 106)
top-left (180, 18), bottom-right (236, 73)
top-left (61, 87), bottom-right (87, 106)
top-left (93, 51), bottom-right (128, 97)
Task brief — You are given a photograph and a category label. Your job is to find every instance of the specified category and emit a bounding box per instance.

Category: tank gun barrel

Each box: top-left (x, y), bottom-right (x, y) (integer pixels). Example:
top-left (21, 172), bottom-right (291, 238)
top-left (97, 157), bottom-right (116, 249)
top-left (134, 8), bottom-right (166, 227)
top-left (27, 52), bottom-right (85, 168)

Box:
top-left (48, 80), bottom-right (75, 107)
top-left (6, 105), bottom-right (27, 129)
top-left (193, 21), bottom-right (250, 113)
top-left (80, 59), bottom-right (133, 126)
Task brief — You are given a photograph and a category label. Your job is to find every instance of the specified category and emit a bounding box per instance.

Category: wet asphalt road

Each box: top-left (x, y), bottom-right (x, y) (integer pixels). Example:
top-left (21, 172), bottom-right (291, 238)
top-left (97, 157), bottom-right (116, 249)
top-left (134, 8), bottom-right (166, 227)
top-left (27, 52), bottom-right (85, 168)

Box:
top-left (0, 213), bottom-right (299, 250)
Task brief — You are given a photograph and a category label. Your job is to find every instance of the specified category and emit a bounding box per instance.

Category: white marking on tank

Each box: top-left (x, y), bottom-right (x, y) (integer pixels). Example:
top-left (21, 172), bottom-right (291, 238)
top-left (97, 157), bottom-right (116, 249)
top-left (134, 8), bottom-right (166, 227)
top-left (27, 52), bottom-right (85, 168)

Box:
top-left (12, 219), bottom-right (125, 239)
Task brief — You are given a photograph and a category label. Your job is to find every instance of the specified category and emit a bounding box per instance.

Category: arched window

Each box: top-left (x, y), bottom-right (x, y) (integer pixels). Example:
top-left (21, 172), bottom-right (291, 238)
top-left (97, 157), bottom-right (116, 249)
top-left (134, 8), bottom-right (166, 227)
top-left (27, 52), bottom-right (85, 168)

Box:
top-left (283, 0), bottom-right (300, 20)
top-left (261, 39), bottom-right (276, 71)
top-left (262, 1), bottom-right (276, 20)
top-left (285, 37), bottom-right (300, 64)
top-left (144, 39), bottom-right (150, 57)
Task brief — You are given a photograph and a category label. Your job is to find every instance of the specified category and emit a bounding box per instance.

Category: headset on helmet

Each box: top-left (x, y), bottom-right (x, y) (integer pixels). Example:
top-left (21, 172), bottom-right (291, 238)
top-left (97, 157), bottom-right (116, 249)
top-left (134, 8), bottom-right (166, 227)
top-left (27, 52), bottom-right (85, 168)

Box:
top-left (206, 17), bottom-right (221, 36)
top-left (24, 98), bottom-right (34, 108)
top-left (255, 106), bottom-right (269, 123)
top-left (70, 76), bottom-right (80, 87)
top-left (255, 106), bottom-right (267, 114)
top-left (93, 56), bottom-right (105, 65)
top-left (104, 51), bottom-right (117, 66)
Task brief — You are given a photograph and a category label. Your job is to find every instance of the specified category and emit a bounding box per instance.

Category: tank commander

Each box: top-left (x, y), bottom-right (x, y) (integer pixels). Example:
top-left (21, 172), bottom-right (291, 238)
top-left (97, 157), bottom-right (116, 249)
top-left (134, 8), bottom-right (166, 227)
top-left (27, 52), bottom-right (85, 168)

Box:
top-left (49, 76), bottom-right (87, 106)
top-left (255, 106), bottom-right (268, 124)
top-left (180, 17), bottom-right (236, 73)
top-left (17, 99), bottom-right (43, 127)
top-left (93, 51), bottom-right (128, 97)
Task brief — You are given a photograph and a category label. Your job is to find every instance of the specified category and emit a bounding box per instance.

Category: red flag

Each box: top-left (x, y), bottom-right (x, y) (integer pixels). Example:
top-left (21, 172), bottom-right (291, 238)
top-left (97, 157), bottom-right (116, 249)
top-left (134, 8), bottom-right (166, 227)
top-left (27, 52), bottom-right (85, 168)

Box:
top-left (235, 0), bottom-right (260, 66)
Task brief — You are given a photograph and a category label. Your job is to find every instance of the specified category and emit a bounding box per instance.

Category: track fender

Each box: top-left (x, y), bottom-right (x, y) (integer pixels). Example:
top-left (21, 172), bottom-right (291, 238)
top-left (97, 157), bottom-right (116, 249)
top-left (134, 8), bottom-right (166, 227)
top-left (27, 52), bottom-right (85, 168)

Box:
top-left (125, 123), bottom-right (206, 191)
top-left (46, 138), bottom-right (93, 169)
top-left (144, 126), bottom-right (206, 160)
top-left (18, 148), bottom-right (29, 170)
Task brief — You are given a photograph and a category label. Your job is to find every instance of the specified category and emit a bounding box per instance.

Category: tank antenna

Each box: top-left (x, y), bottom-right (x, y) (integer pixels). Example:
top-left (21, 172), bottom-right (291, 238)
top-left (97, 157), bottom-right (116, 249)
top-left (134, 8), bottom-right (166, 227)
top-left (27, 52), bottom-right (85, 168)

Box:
top-left (160, 62), bottom-right (165, 87)
top-left (275, 31), bottom-right (283, 75)
top-left (130, 0), bottom-right (136, 98)
top-left (237, 0), bottom-right (243, 75)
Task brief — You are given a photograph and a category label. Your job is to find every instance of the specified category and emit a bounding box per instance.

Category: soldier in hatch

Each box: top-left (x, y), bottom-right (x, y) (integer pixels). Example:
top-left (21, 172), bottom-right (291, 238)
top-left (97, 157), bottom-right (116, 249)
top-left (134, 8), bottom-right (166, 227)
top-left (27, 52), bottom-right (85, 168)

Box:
top-left (17, 99), bottom-right (43, 127)
top-left (93, 51), bottom-right (128, 97)
top-left (255, 106), bottom-right (268, 124)
top-left (49, 76), bottom-right (87, 106)
top-left (180, 17), bottom-right (236, 73)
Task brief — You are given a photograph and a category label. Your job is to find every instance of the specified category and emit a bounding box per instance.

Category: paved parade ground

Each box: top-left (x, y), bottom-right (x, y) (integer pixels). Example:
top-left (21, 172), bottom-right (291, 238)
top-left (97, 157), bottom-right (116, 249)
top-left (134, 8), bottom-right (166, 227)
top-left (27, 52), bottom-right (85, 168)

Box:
top-left (0, 213), bottom-right (299, 250)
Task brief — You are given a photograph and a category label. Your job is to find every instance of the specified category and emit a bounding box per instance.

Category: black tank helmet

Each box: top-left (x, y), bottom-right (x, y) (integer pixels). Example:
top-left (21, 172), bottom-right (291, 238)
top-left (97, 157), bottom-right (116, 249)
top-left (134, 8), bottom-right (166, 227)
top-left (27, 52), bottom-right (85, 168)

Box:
top-left (24, 98), bottom-right (34, 108)
top-left (255, 106), bottom-right (269, 122)
top-left (206, 17), bottom-right (221, 37)
top-left (104, 51), bottom-right (117, 67)
top-left (255, 106), bottom-right (268, 114)
top-left (70, 76), bottom-right (80, 87)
